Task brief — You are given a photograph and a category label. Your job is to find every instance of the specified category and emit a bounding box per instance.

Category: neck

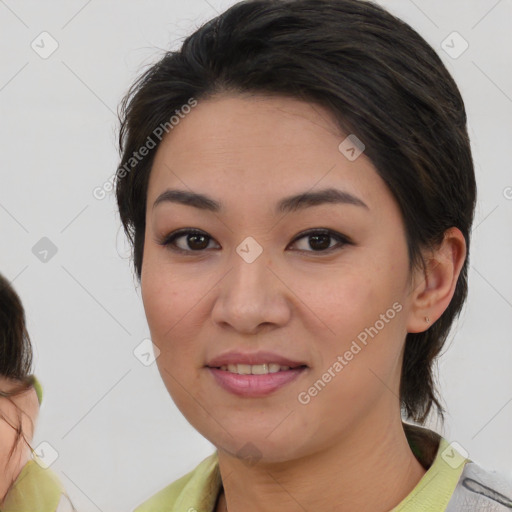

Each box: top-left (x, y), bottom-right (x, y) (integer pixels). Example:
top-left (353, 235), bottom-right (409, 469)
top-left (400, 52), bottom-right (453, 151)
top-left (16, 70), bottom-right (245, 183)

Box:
top-left (215, 413), bottom-right (428, 512)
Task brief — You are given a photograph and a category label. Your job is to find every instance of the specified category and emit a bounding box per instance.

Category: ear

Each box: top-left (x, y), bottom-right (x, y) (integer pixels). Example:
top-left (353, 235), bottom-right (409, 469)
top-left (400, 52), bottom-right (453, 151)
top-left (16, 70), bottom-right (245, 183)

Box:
top-left (406, 227), bottom-right (467, 333)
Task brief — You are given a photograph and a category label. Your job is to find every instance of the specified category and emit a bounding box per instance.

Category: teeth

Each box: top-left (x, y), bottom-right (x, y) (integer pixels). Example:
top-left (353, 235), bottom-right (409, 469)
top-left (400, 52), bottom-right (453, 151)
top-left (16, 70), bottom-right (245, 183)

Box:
top-left (219, 363), bottom-right (293, 374)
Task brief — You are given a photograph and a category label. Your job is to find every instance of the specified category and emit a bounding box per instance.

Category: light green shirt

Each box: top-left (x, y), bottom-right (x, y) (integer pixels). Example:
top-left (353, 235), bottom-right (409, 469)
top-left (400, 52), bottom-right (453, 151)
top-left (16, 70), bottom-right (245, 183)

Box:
top-left (0, 458), bottom-right (74, 512)
top-left (133, 426), bottom-right (470, 511)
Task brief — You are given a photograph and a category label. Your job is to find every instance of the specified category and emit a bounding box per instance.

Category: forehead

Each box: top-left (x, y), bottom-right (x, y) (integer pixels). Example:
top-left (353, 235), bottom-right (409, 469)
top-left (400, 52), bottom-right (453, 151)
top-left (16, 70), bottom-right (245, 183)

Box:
top-left (153, 93), bottom-right (343, 163)
top-left (147, 94), bottom-right (391, 215)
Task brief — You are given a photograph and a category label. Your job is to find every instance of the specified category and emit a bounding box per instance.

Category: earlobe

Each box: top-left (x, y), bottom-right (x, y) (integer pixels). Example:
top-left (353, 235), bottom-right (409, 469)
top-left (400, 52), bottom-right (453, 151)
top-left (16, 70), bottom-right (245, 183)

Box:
top-left (406, 227), bottom-right (467, 333)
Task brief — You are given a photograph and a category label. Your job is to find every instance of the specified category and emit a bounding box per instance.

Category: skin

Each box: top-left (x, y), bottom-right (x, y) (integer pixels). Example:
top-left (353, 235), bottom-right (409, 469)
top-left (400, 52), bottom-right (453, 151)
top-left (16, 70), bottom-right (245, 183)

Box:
top-left (0, 376), bottom-right (39, 504)
top-left (141, 93), bottom-right (466, 512)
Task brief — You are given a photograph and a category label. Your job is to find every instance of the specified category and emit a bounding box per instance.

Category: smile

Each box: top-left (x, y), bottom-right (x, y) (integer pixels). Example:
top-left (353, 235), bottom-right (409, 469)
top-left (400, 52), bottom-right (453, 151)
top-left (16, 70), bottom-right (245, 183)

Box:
top-left (216, 363), bottom-right (302, 374)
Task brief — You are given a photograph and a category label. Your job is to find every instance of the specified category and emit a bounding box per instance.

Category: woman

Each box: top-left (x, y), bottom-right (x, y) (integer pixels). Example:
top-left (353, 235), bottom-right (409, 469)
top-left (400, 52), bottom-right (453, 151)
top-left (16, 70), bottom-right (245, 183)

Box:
top-left (114, 0), bottom-right (512, 510)
top-left (0, 273), bottom-right (75, 511)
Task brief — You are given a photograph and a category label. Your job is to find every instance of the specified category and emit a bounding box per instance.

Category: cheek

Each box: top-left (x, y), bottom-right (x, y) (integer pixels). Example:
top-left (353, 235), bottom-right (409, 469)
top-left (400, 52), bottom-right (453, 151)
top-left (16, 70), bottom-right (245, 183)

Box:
top-left (307, 262), bottom-right (395, 340)
top-left (303, 255), bottom-right (408, 388)
top-left (140, 252), bottom-right (206, 399)
top-left (141, 268), bottom-right (170, 342)
top-left (140, 246), bottom-right (191, 341)
top-left (141, 272), bottom-right (193, 360)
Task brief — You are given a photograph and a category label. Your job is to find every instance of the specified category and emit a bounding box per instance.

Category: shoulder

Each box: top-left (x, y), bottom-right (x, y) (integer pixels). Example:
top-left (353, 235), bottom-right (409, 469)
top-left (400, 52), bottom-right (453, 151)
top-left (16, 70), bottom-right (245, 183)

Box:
top-left (134, 452), bottom-right (220, 512)
top-left (1, 459), bottom-right (72, 512)
top-left (446, 460), bottom-right (512, 511)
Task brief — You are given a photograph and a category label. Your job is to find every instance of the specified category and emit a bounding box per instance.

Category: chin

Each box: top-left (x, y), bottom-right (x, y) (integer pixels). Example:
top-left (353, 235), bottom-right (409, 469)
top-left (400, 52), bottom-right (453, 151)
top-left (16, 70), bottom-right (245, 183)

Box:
top-left (205, 427), bottom-right (312, 465)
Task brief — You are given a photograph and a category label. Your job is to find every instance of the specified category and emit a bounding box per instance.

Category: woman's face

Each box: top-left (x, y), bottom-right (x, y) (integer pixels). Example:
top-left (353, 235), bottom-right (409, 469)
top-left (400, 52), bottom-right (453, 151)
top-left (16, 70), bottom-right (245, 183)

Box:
top-left (141, 94), bottom-right (421, 462)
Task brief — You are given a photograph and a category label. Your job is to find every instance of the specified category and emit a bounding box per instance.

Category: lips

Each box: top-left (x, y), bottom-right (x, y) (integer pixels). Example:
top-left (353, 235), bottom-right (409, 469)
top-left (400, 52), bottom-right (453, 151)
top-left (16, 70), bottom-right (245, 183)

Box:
top-left (206, 351), bottom-right (307, 369)
top-left (205, 351), bottom-right (309, 397)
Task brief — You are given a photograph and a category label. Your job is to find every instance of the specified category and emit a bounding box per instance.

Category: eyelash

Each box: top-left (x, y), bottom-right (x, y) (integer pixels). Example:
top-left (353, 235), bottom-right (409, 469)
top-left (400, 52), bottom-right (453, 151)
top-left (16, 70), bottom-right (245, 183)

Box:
top-left (158, 228), bottom-right (352, 255)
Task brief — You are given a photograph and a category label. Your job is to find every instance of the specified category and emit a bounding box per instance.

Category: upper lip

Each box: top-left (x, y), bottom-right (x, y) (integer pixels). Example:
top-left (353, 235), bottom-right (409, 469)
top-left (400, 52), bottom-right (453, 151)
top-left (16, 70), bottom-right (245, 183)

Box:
top-left (206, 351), bottom-right (307, 368)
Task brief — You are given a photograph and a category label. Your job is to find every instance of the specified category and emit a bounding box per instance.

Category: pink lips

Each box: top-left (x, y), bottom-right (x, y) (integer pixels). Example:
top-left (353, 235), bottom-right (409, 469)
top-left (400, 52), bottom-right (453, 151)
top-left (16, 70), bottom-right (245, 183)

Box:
top-left (207, 367), bottom-right (306, 397)
top-left (206, 351), bottom-right (308, 397)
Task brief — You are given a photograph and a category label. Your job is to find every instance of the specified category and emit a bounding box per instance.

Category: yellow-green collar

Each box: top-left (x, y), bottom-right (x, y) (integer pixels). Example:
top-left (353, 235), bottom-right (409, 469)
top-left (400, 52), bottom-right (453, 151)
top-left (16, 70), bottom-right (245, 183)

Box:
top-left (29, 375), bottom-right (43, 405)
top-left (390, 436), bottom-right (469, 511)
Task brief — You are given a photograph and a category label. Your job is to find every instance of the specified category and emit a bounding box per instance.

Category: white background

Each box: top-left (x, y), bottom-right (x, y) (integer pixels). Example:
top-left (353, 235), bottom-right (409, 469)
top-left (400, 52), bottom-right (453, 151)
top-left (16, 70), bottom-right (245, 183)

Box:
top-left (0, 0), bottom-right (511, 510)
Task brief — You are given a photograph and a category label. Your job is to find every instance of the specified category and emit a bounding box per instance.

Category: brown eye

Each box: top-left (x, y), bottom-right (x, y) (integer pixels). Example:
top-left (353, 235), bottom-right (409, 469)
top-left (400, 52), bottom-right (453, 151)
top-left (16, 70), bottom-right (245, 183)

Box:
top-left (160, 229), bottom-right (219, 253)
top-left (289, 229), bottom-right (350, 253)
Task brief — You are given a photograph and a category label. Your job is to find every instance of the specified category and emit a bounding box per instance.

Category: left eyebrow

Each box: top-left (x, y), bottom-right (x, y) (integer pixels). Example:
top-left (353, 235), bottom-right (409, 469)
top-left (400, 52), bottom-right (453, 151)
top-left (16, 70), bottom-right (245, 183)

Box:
top-left (276, 187), bottom-right (369, 213)
top-left (152, 187), bottom-right (369, 213)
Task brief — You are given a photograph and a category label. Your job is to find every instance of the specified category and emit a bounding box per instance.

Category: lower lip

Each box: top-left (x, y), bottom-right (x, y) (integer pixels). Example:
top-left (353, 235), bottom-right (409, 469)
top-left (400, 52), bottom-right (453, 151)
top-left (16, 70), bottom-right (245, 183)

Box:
top-left (207, 367), bottom-right (307, 397)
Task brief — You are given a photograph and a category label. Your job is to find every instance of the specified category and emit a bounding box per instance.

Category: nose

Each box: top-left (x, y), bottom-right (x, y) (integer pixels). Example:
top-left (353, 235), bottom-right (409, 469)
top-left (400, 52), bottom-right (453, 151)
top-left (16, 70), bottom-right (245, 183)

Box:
top-left (210, 249), bottom-right (291, 335)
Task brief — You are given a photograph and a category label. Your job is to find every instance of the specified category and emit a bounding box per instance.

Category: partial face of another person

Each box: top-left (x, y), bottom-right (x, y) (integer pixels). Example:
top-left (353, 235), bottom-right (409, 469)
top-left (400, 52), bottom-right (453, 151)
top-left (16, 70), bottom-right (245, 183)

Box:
top-left (0, 377), bottom-right (39, 501)
top-left (141, 94), bottom-right (421, 462)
